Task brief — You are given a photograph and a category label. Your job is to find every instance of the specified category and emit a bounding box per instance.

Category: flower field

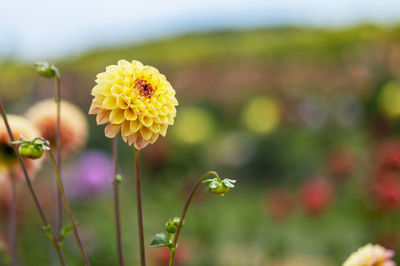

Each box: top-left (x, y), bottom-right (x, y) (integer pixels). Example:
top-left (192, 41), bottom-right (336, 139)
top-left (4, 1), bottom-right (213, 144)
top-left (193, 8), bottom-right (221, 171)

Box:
top-left (1, 25), bottom-right (400, 265)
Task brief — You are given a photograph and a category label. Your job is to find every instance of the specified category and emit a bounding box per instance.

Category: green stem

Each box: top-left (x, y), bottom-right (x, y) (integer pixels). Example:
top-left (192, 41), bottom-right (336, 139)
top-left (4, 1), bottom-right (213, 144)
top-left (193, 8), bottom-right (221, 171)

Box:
top-left (135, 149), bottom-right (146, 266)
top-left (169, 171), bottom-right (219, 266)
top-left (48, 150), bottom-right (90, 266)
top-left (54, 75), bottom-right (63, 239)
top-left (0, 101), bottom-right (67, 266)
top-left (168, 248), bottom-right (176, 266)
top-left (113, 139), bottom-right (124, 266)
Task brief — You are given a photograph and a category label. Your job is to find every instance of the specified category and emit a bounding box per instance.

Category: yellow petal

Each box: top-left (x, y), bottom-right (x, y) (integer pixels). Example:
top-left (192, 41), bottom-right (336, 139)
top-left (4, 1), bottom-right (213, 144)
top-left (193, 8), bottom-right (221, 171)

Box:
top-left (159, 105), bottom-right (169, 116)
top-left (103, 96), bottom-right (117, 109)
top-left (104, 123), bottom-right (121, 138)
top-left (127, 134), bottom-right (137, 146)
top-left (150, 123), bottom-right (160, 133)
top-left (130, 119), bottom-right (141, 133)
top-left (109, 108), bottom-right (125, 124)
top-left (140, 116), bottom-right (153, 127)
top-left (134, 134), bottom-right (149, 150)
top-left (168, 114), bottom-right (175, 125)
top-left (140, 126), bottom-right (153, 140)
top-left (88, 102), bottom-right (100, 115)
top-left (106, 65), bottom-right (118, 73)
top-left (150, 133), bottom-right (159, 144)
top-left (113, 77), bottom-right (124, 86)
top-left (131, 60), bottom-right (144, 72)
top-left (118, 59), bottom-right (131, 69)
top-left (159, 115), bottom-right (168, 124)
top-left (121, 120), bottom-right (132, 136)
top-left (111, 85), bottom-right (123, 95)
top-left (117, 95), bottom-right (129, 109)
top-left (96, 110), bottom-right (110, 125)
top-left (160, 124), bottom-right (168, 136)
top-left (125, 107), bottom-right (138, 120)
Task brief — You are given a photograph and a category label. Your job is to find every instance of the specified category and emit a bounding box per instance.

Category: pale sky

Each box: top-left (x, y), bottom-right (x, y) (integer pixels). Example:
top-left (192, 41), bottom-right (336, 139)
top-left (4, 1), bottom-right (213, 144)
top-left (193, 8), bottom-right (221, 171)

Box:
top-left (1, 0), bottom-right (400, 61)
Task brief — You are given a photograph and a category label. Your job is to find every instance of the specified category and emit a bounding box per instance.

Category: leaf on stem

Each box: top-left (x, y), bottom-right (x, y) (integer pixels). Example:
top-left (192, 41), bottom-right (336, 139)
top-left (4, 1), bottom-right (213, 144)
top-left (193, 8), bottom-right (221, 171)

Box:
top-left (150, 233), bottom-right (172, 248)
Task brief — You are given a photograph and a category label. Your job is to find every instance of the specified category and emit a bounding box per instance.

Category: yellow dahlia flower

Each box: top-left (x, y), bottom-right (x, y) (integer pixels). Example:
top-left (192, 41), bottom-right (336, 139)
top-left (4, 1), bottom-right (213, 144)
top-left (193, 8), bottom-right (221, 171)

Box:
top-left (25, 99), bottom-right (88, 154)
top-left (343, 244), bottom-right (395, 266)
top-left (89, 60), bottom-right (178, 150)
top-left (0, 115), bottom-right (43, 183)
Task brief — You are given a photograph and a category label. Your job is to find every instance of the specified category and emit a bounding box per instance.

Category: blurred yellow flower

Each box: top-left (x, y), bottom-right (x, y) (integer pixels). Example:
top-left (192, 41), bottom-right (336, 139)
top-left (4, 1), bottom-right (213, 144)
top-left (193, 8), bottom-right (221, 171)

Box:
top-left (242, 96), bottom-right (281, 135)
top-left (343, 244), bottom-right (395, 266)
top-left (89, 60), bottom-right (178, 150)
top-left (379, 81), bottom-right (400, 119)
top-left (25, 99), bottom-right (88, 154)
top-left (172, 107), bottom-right (214, 145)
top-left (0, 115), bottom-right (43, 185)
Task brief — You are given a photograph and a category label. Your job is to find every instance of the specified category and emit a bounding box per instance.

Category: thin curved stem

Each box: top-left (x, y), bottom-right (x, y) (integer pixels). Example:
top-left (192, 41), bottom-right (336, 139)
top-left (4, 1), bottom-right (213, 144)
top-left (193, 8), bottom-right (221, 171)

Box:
top-left (113, 139), bottom-right (124, 266)
top-left (169, 171), bottom-right (219, 266)
top-left (48, 150), bottom-right (90, 266)
top-left (135, 149), bottom-right (146, 266)
top-left (55, 75), bottom-right (63, 239)
top-left (0, 101), bottom-right (67, 266)
top-left (9, 171), bottom-right (19, 266)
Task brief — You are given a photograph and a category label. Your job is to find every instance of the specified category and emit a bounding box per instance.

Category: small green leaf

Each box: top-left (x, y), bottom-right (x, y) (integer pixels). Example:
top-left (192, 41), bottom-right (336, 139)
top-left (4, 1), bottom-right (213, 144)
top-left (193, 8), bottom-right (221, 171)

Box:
top-left (150, 233), bottom-right (171, 248)
top-left (60, 224), bottom-right (74, 242)
top-left (222, 180), bottom-right (235, 188)
top-left (201, 179), bottom-right (214, 184)
top-left (42, 224), bottom-right (53, 240)
top-left (209, 181), bottom-right (219, 189)
top-left (11, 140), bottom-right (24, 144)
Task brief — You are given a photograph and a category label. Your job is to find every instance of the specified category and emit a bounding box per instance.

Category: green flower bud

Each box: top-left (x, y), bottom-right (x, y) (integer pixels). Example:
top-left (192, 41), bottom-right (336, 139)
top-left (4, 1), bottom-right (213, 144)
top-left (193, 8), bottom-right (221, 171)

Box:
top-left (209, 183), bottom-right (230, 196)
top-left (202, 177), bottom-right (237, 196)
top-left (18, 143), bottom-right (44, 159)
top-left (164, 217), bottom-right (181, 233)
top-left (35, 62), bottom-right (59, 78)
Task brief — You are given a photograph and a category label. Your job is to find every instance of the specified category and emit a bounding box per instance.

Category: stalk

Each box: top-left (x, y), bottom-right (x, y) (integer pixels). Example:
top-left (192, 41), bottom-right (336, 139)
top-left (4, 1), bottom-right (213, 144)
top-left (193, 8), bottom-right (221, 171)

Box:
top-left (169, 171), bottom-right (219, 266)
top-left (8, 171), bottom-right (19, 266)
top-left (135, 149), bottom-right (146, 266)
top-left (48, 150), bottom-right (90, 266)
top-left (113, 139), bottom-right (124, 265)
top-left (54, 75), bottom-right (63, 239)
top-left (0, 100), bottom-right (67, 266)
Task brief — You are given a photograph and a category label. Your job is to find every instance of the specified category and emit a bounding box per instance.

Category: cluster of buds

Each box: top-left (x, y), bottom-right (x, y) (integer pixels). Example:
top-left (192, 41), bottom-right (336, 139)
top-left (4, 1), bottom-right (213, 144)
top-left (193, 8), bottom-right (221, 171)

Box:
top-left (150, 217), bottom-right (183, 249)
top-left (11, 136), bottom-right (50, 159)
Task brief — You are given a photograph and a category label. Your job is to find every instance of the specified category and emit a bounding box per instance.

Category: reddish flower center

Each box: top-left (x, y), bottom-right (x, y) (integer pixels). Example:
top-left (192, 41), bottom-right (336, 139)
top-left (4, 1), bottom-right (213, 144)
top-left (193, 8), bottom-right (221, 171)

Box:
top-left (134, 78), bottom-right (154, 98)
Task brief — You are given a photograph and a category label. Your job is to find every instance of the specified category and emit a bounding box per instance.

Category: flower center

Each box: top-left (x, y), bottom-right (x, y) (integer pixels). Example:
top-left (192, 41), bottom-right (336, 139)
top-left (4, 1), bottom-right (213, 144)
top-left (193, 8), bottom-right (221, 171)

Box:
top-left (134, 78), bottom-right (154, 98)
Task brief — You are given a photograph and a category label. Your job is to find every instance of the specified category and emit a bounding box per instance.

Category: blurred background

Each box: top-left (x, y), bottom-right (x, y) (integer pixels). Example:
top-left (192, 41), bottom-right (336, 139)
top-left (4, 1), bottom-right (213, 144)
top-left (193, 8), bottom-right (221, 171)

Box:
top-left (1, 0), bottom-right (400, 265)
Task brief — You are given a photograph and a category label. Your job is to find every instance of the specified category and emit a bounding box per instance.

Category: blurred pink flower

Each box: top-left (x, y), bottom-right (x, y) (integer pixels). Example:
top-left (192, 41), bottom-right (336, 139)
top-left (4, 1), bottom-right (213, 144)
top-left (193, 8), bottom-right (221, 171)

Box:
top-left (65, 150), bottom-right (113, 198)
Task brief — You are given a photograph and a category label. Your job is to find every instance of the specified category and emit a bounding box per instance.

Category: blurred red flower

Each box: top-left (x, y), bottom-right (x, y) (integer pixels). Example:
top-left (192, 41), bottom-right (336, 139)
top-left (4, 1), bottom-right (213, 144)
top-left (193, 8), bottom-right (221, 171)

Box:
top-left (371, 171), bottom-right (400, 210)
top-left (300, 178), bottom-right (334, 215)
top-left (376, 141), bottom-right (400, 170)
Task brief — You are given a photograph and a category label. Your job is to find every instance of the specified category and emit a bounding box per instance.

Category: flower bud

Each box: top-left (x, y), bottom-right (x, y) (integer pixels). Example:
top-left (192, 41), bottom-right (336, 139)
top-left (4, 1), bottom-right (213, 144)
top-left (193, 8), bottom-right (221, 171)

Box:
top-left (209, 183), bottom-right (231, 196)
top-left (18, 143), bottom-right (44, 159)
top-left (165, 217), bottom-right (181, 233)
top-left (202, 177), bottom-right (237, 196)
top-left (35, 62), bottom-right (59, 78)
